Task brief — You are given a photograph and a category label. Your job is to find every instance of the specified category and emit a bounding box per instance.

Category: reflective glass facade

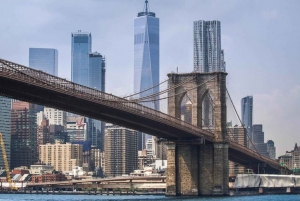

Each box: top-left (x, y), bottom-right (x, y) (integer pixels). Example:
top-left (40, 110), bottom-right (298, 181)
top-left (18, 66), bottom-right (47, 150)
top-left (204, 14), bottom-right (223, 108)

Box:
top-left (194, 20), bottom-right (225, 72)
top-left (71, 31), bottom-right (92, 87)
top-left (71, 32), bottom-right (105, 150)
top-left (241, 96), bottom-right (253, 142)
top-left (134, 3), bottom-right (159, 147)
top-left (29, 48), bottom-right (58, 76)
top-left (0, 96), bottom-right (11, 169)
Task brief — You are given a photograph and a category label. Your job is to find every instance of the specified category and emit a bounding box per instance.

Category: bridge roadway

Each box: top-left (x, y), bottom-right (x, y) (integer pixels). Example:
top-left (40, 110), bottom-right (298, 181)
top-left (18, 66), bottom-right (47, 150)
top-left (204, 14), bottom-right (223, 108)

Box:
top-left (0, 58), bottom-right (283, 172)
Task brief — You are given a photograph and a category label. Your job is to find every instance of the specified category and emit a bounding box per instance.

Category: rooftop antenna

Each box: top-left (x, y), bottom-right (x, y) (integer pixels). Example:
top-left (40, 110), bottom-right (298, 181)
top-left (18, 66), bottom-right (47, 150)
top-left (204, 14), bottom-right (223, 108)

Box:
top-left (144, 0), bottom-right (149, 13)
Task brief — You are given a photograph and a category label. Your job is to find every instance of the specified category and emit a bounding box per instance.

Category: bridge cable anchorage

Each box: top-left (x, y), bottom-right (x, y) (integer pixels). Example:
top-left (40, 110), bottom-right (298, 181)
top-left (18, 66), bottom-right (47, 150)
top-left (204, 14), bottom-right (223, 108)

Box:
top-left (225, 88), bottom-right (264, 161)
top-left (130, 75), bottom-right (197, 102)
top-left (123, 78), bottom-right (169, 99)
top-left (136, 76), bottom-right (217, 103)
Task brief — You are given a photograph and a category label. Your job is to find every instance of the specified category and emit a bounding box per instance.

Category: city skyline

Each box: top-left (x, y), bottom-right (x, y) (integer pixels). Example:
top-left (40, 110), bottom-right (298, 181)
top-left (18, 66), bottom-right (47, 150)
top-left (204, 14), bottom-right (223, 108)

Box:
top-left (1, 0), bottom-right (300, 156)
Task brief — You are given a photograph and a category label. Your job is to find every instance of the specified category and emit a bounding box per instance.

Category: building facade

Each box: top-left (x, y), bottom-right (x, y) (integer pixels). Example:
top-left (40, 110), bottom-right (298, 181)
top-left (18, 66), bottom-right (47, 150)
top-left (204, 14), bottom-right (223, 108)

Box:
top-left (39, 142), bottom-right (83, 172)
top-left (71, 31), bottom-right (106, 150)
top-left (29, 48), bottom-right (58, 76)
top-left (267, 140), bottom-right (276, 160)
top-left (252, 124), bottom-right (269, 157)
top-left (0, 97), bottom-right (11, 169)
top-left (71, 31), bottom-right (92, 87)
top-left (134, 0), bottom-right (159, 149)
top-left (11, 101), bottom-right (38, 169)
top-left (104, 124), bottom-right (138, 177)
top-left (227, 125), bottom-right (247, 174)
top-left (44, 107), bottom-right (67, 128)
top-left (241, 96), bottom-right (253, 145)
top-left (193, 20), bottom-right (225, 72)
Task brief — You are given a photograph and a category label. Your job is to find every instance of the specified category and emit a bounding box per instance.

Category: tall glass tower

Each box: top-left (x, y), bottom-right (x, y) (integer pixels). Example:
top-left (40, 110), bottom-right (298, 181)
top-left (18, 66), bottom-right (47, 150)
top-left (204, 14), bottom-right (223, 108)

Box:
top-left (193, 20), bottom-right (226, 72)
top-left (71, 31), bottom-right (92, 88)
top-left (71, 31), bottom-right (105, 150)
top-left (241, 96), bottom-right (253, 144)
top-left (134, 0), bottom-right (159, 149)
top-left (29, 48), bottom-right (58, 76)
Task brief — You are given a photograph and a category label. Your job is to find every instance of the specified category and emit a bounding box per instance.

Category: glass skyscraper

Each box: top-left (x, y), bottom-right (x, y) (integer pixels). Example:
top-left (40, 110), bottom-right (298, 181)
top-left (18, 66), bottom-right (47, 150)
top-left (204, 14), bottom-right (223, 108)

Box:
top-left (29, 48), bottom-right (58, 76)
top-left (0, 96), bottom-right (11, 169)
top-left (134, 0), bottom-right (159, 149)
top-left (71, 31), bottom-right (92, 88)
top-left (193, 20), bottom-right (226, 72)
top-left (241, 96), bottom-right (253, 144)
top-left (71, 31), bottom-right (105, 150)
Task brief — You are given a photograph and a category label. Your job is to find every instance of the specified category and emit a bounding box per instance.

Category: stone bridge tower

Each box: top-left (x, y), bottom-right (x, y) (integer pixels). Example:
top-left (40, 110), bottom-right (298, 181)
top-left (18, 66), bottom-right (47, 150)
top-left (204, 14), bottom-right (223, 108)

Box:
top-left (166, 72), bottom-right (229, 196)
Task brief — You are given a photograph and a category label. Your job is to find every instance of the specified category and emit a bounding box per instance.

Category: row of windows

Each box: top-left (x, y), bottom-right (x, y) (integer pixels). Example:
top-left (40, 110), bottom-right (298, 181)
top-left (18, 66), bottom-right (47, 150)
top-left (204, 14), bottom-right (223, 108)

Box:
top-left (134, 33), bottom-right (159, 44)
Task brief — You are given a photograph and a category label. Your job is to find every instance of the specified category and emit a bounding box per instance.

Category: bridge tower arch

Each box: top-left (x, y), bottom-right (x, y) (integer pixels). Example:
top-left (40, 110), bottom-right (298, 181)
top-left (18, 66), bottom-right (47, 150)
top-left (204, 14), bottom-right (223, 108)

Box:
top-left (166, 72), bottom-right (229, 196)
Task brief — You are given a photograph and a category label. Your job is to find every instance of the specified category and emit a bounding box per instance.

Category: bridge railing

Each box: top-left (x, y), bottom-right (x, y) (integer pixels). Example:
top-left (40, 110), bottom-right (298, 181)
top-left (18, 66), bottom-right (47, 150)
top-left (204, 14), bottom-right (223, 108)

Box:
top-left (0, 59), bottom-right (213, 139)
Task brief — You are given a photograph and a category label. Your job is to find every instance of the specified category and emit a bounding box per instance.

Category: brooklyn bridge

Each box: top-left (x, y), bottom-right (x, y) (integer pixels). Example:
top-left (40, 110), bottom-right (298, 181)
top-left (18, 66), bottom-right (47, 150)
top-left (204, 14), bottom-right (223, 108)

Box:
top-left (0, 58), bottom-right (286, 196)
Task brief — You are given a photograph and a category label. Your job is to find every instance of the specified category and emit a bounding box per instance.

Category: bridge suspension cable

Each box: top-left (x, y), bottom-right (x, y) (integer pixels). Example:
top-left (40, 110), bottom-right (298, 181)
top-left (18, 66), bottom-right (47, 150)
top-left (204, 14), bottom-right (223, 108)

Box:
top-left (123, 78), bottom-right (169, 99)
top-left (226, 88), bottom-right (263, 160)
top-left (137, 76), bottom-right (217, 103)
top-left (131, 75), bottom-right (196, 102)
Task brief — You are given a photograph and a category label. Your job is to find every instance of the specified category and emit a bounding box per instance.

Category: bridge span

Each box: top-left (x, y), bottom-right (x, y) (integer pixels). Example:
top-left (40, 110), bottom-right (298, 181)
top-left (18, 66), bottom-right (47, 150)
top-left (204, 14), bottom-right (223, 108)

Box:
top-left (0, 59), bottom-right (286, 196)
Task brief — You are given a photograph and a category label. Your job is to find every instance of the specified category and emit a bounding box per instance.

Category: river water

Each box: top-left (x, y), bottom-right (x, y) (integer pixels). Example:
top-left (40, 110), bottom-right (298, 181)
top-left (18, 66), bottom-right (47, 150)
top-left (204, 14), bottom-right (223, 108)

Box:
top-left (0, 194), bottom-right (299, 201)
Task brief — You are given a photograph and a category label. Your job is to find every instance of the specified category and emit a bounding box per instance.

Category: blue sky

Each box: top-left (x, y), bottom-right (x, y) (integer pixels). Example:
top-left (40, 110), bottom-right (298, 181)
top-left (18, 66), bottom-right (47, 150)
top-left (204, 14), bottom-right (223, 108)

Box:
top-left (1, 0), bottom-right (300, 156)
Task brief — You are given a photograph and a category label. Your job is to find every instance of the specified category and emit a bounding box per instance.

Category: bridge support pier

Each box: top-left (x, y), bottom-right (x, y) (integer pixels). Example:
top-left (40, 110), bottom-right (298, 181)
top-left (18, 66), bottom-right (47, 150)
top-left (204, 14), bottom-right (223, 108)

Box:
top-left (166, 142), bottom-right (229, 196)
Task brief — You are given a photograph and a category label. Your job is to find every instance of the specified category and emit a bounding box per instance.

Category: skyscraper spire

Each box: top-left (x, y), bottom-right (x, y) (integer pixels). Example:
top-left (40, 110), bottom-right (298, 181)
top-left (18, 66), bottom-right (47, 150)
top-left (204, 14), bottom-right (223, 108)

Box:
top-left (144, 0), bottom-right (149, 13)
top-left (138, 0), bottom-right (155, 17)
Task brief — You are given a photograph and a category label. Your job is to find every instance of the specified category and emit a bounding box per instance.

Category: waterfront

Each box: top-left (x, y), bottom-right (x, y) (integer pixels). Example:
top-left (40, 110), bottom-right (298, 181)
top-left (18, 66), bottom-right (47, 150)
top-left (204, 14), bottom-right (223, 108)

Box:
top-left (0, 194), bottom-right (300, 201)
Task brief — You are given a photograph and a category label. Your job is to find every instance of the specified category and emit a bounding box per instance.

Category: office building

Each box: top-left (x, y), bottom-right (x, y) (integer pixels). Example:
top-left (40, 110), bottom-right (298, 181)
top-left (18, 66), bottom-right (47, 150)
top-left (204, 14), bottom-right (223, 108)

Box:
top-left (11, 101), bottom-right (38, 169)
top-left (0, 97), bottom-right (11, 169)
top-left (241, 96), bottom-right (253, 145)
top-left (71, 31), bottom-right (92, 87)
top-left (71, 31), bottom-right (106, 150)
top-left (39, 141), bottom-right (82, 172)
top-left (193, 20), bottom-right (225, 72)
top-left (267, 140), bottom-right (276, 160)
top-left (29, 48), bottom-right (58, 76)
top-left (252, 124), bottom-right (269, 157)
top-left (279, 143), bottom-right (300, 172)
top-left (134, 0), bottom-right (159, 149)
top-left (105, 124), bottom-right (138, 177)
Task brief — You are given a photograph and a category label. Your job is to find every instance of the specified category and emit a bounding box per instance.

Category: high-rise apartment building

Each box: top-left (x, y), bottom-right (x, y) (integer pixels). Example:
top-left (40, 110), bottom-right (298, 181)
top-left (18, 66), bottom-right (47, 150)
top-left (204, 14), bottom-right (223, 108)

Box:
top-left (71, 31), bottom-right (106, 150)
top-left (134, 0), bottom-right (159, 149)
top-left (44, 107), bottom-right (67, 128)
top-left (241, 96), bottom-right (253, 144)
top-left (105, 124), bottom-right (138, 177)
top-left (29, 48), bottom-right (58, 76)
top-left (0, 97), bottom-right (11, 169)
top-left (193, 20), bottom-right (225, 128)
top-left (11, 101), bottom-right (38, 169)
top-left (193, 20), bottom-right (225, 72)
top-left (39, 141), bottom-right (83, 171)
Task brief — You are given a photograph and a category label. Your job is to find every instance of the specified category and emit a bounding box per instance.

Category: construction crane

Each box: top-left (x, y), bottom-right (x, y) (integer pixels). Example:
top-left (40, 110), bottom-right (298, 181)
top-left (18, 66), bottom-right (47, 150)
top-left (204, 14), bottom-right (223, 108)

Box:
top-left (0, 133), bottom-right (17, 191)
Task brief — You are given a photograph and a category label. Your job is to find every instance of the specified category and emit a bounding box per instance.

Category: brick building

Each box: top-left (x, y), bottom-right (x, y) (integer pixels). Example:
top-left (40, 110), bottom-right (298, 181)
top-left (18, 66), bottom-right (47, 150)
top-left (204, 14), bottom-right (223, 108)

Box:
top-left (31, 173), bottom-right (67, 183)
